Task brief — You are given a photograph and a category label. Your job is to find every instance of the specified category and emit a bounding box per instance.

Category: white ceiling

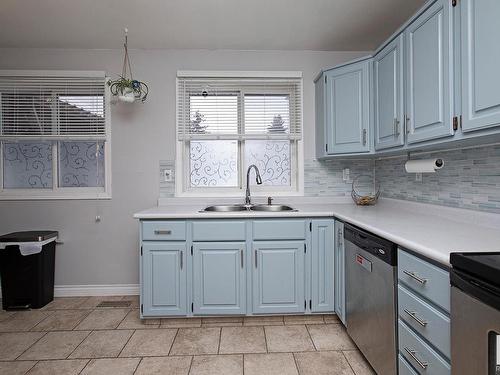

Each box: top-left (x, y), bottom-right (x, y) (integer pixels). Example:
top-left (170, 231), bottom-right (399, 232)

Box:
top-left (0, 0), bottom-right (426, 51)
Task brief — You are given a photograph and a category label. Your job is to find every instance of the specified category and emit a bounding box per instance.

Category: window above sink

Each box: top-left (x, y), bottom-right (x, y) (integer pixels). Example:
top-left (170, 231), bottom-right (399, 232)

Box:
top-left (175, 71), bottom-right (304, 198)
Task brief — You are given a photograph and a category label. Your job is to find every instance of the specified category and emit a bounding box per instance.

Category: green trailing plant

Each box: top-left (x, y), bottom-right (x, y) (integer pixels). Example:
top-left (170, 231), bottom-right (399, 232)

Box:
top-left (107, 77), bottom-right (149, 102)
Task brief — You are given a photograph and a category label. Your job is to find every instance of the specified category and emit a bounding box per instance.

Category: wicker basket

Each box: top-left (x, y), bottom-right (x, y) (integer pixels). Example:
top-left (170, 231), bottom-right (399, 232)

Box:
top-left (351, 175), bottom-right (380, 206)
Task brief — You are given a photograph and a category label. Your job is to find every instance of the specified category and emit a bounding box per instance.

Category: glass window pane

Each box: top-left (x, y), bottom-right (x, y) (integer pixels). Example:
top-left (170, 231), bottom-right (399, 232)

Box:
top-left (189, 94), bottom-right (238, 135)
top-left (59, 141), bottom-right (105, 187)
top-left (245, 140), bottom-right (291, 186)
top-left (3, 142), bottom-right (53, 188)
top-left (190, 140), bottom-right (238, 187)
top-left (244, 94), bottom-right (290, 134)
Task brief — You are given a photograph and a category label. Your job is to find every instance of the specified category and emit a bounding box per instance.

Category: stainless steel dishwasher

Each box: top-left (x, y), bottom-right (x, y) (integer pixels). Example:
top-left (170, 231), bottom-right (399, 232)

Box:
top-left (345, 223), bottom-right (398, 375)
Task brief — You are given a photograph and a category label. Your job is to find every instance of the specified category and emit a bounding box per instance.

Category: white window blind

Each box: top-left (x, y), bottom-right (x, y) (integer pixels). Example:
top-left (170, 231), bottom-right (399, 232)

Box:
top-left (177, 77), bottom-right (302, 140)
top-left (0, 72), bottom-right (107, 140)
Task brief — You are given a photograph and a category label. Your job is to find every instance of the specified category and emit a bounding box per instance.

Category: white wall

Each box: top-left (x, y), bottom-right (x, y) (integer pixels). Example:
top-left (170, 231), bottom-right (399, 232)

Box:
top-left (0, 48), bottom-right (367, 287)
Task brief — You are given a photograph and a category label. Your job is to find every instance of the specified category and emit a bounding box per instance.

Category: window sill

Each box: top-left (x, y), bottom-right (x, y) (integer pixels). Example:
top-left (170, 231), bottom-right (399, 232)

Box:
top-left (0, 192), bottom-right (111, 201)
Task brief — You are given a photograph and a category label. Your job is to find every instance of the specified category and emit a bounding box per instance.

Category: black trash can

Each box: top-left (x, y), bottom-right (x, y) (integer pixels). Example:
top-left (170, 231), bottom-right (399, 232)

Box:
top-left (0, 231), bottom-right (58, 310)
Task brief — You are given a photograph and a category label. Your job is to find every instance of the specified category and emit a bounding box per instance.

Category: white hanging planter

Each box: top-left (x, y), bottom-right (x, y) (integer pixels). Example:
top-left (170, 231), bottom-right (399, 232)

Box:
top-left (108, 28), bottom-right (149, 104)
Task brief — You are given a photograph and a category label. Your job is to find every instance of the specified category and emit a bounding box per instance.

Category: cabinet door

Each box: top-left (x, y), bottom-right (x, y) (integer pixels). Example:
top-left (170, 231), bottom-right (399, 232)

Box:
top-left (405, 0), bottom-right (454, 144)
top-left (315, 74), bottom-right (327, 158)
top-left (142, 242), bottom-right (186, 316)
top-left (311, 220), bottom-right (334, 313)
top-left (334, 221), bottom-right (346, 325)
top-left (193, 242), bottom-right (246, 315)
top-left (325, 59), bottom-right (371, 154)
top-left (374, 34), bottom-right (405, 150)
top-left (461, 0), bottom-right (500, 132)
top-left (252, 241), bottom-right (305, 314)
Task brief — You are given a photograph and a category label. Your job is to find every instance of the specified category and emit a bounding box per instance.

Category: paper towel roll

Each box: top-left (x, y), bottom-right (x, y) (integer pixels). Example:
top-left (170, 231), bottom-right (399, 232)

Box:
top-left (405, 158), bottom-right (444, 173)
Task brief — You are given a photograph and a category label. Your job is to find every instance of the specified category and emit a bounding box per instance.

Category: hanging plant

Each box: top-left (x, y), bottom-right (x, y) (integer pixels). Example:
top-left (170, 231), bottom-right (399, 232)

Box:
top-left (108, 28), bottom-right (149, 103)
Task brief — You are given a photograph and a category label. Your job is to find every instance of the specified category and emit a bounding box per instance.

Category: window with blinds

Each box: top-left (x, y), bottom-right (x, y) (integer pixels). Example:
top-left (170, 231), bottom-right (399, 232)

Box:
top-left (0, 71), bottom-right (111, 199)
top-left (176, 73), bottom-right (303, 194)
top-left (0, 73), bottom-right (107, 140)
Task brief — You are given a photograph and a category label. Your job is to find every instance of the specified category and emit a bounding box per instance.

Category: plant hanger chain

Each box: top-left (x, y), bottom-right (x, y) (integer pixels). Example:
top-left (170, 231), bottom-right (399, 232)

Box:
top-left (122, 28), bottom-right (133, 80)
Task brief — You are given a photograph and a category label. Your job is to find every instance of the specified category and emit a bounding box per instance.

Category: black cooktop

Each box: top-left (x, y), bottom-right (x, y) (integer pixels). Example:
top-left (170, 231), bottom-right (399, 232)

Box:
top-left (450, 252), bottom-right (500, 288)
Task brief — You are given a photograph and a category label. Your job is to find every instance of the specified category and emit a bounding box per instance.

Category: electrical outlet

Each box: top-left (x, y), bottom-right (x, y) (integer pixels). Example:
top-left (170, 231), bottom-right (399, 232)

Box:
top-left (343, 168), bottom-right (350, 182)
top-left (415, 173), bottom-right (422, 182)
top-left (163, 169), bottom-right (173, 182)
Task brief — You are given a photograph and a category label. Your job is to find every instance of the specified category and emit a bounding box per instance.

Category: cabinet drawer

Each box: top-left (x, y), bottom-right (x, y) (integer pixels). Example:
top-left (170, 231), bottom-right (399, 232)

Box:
top-left (399, 320), bottom-right (451, 375)
top-left (142, 221), bottom-right (186, 241)
top-left (399, 354), bottom-right (418, 375)
top-left (192, 221), bottom-right (246, 241)
top-left (398, 249), bottom-right (450, 312)
top-left (252, 220), bottom-right (306, 240)
top-left (398, 284), bottom-right (450, 359)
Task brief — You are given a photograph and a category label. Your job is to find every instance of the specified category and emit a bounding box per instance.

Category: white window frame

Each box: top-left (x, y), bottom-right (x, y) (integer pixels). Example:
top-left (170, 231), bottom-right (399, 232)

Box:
top-left (0, 70), bottom-right (112, 200)
top-left (175, 71), bottom-right (304, 198)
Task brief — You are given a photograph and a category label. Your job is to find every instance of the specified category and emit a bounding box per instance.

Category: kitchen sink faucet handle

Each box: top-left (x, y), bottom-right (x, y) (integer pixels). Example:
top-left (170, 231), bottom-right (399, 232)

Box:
top-left (267, 196), bottom-right (273, 205)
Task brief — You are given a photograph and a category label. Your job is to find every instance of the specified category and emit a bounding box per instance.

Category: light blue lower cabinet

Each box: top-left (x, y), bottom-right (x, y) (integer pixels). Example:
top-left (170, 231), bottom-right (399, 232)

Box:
top-left (311, 220), bottom-right (334, 313)
top-left (141, 242), bottom-right (187, 317)
top-left (334, 221), bottom-right (346, 325)
top-left (192, 242), bottom-right (246, 315)
top-left (252, 241), bottom-right (305, 314)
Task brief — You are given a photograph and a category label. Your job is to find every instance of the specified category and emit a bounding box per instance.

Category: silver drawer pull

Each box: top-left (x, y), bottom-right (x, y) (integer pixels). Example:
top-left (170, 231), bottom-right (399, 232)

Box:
top-left (180, 251), bottom-right (183, 270)
top-left (254, 250), bottom-right (258, 268)
top-left (404, 309), bottom-right (428, 327)
top-left (154, 230), bottom-right (172, 235)
top-left (240, 249), bottom-right (244, 268)
top-left (403, 270), bottom-right (427, 285)
top-left (404, 347), bottom-right (429, 369)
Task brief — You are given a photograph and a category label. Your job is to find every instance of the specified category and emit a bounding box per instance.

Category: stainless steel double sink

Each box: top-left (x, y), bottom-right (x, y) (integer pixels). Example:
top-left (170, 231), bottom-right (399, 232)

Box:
top-left (202, 204), bottom-right (296, 212)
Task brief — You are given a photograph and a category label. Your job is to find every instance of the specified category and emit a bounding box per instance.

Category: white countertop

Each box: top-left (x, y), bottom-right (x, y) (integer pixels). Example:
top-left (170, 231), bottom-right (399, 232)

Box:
top-left (134, 198), bottom-right (500, 266)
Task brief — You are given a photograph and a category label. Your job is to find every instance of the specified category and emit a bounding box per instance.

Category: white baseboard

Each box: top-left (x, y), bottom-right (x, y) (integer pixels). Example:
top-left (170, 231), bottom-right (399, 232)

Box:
top-left (54, 284), bottom-right (140, 297)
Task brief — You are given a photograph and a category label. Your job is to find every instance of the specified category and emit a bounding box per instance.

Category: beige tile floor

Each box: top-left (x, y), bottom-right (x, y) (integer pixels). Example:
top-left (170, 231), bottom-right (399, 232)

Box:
top-left (0, 296), bottom-right (376, 375)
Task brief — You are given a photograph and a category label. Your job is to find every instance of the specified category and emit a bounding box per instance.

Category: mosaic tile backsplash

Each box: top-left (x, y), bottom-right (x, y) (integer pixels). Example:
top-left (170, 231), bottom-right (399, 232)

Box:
top-left (375, 144), bottom-right (500, 213)
top-left (160, 158), bottom-right (374, 198)
top-left (160, 144), bottom-right (500, 214)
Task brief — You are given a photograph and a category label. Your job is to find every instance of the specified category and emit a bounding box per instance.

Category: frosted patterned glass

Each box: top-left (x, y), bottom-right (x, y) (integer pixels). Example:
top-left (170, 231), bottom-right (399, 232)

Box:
top-left (190, 140), bottom-right (238, 187)
top-left (3, 142), bottom-right (53, 188)
top-left (59, 142), bottom-right (105, 187)
top-left (245, 140), bottom-right (291, 186)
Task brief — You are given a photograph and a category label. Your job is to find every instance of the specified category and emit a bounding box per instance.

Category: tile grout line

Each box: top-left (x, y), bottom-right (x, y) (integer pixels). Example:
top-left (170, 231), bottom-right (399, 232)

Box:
top-left (341, 350), bottom-right (357, 375)
top-left (117, 329), bottom-right (137, 358)
top-left (76, 359), bottom-right (91, 375)
top-left (304, 325), bottom-right (318, 351)
top-left (114, 308), bottom-right (133, 330)
top-left (187, 355), bottom-right (194, 375)
top-left (292, 352), bottom-right (301, 375)
top-left (217, 327), bottom-right (222, 354)
top-left (263, 326), bottom-right (269, 353)
top-left (14, 331), bottom-right (49, 361)
top-left (64, 330), bottom-right (93, 360)
top-left (167, 328), bottom-right (180, 356)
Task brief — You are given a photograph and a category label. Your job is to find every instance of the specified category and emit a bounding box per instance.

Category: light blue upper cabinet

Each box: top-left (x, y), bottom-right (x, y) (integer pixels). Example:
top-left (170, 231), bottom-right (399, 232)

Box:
top-left (315, 73), bottom-right (327, 158)
top-left (460, 0), bottom-right (500, 132)
top-left (325, 59), bottom-right (372, 154)
top-left (252, 241), bottom-right (305, 314)
top-left (142, 242), bottom-right (187, 316)
top-left (334, 221), bottom-right (346, 325)
top-left (374, 34), bottom-right (405, 150)
top-left (193, 242), bottom-right (246, 315)
top-left (311, 220), bottom-right (334, 313)
top-left (405, 0), bottom-right (455, 144)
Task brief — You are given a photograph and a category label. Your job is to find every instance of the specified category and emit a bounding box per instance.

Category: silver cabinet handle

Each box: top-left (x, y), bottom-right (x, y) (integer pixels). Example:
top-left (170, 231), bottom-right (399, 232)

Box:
top-left (254, 250), bottom-right (258, 268)
top-left (404, 347), bottom-right (429, 369)
top-left (180, 251), bottom-right (183, 270)
top-left (394, 118), bottom-right (400, 136)
top-left (240, 249), bottom-right (244, 268)
top-left (154, 230), bottom-right (172, 235)
top-left (403, 270), bottom-right (427, 284)
top-left (362, 129), bottom-right (367, 145)
top-left (337, 229), bottom-right (342, 247)
top-left (404, 308), bottom-right (428, 327)
top-left (406, 116), bottom-right (411, 134)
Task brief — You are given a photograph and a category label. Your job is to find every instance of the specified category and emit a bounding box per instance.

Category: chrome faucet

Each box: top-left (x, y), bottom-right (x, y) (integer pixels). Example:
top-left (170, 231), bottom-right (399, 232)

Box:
top-left (245, 165), bottom-right (263, 206)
